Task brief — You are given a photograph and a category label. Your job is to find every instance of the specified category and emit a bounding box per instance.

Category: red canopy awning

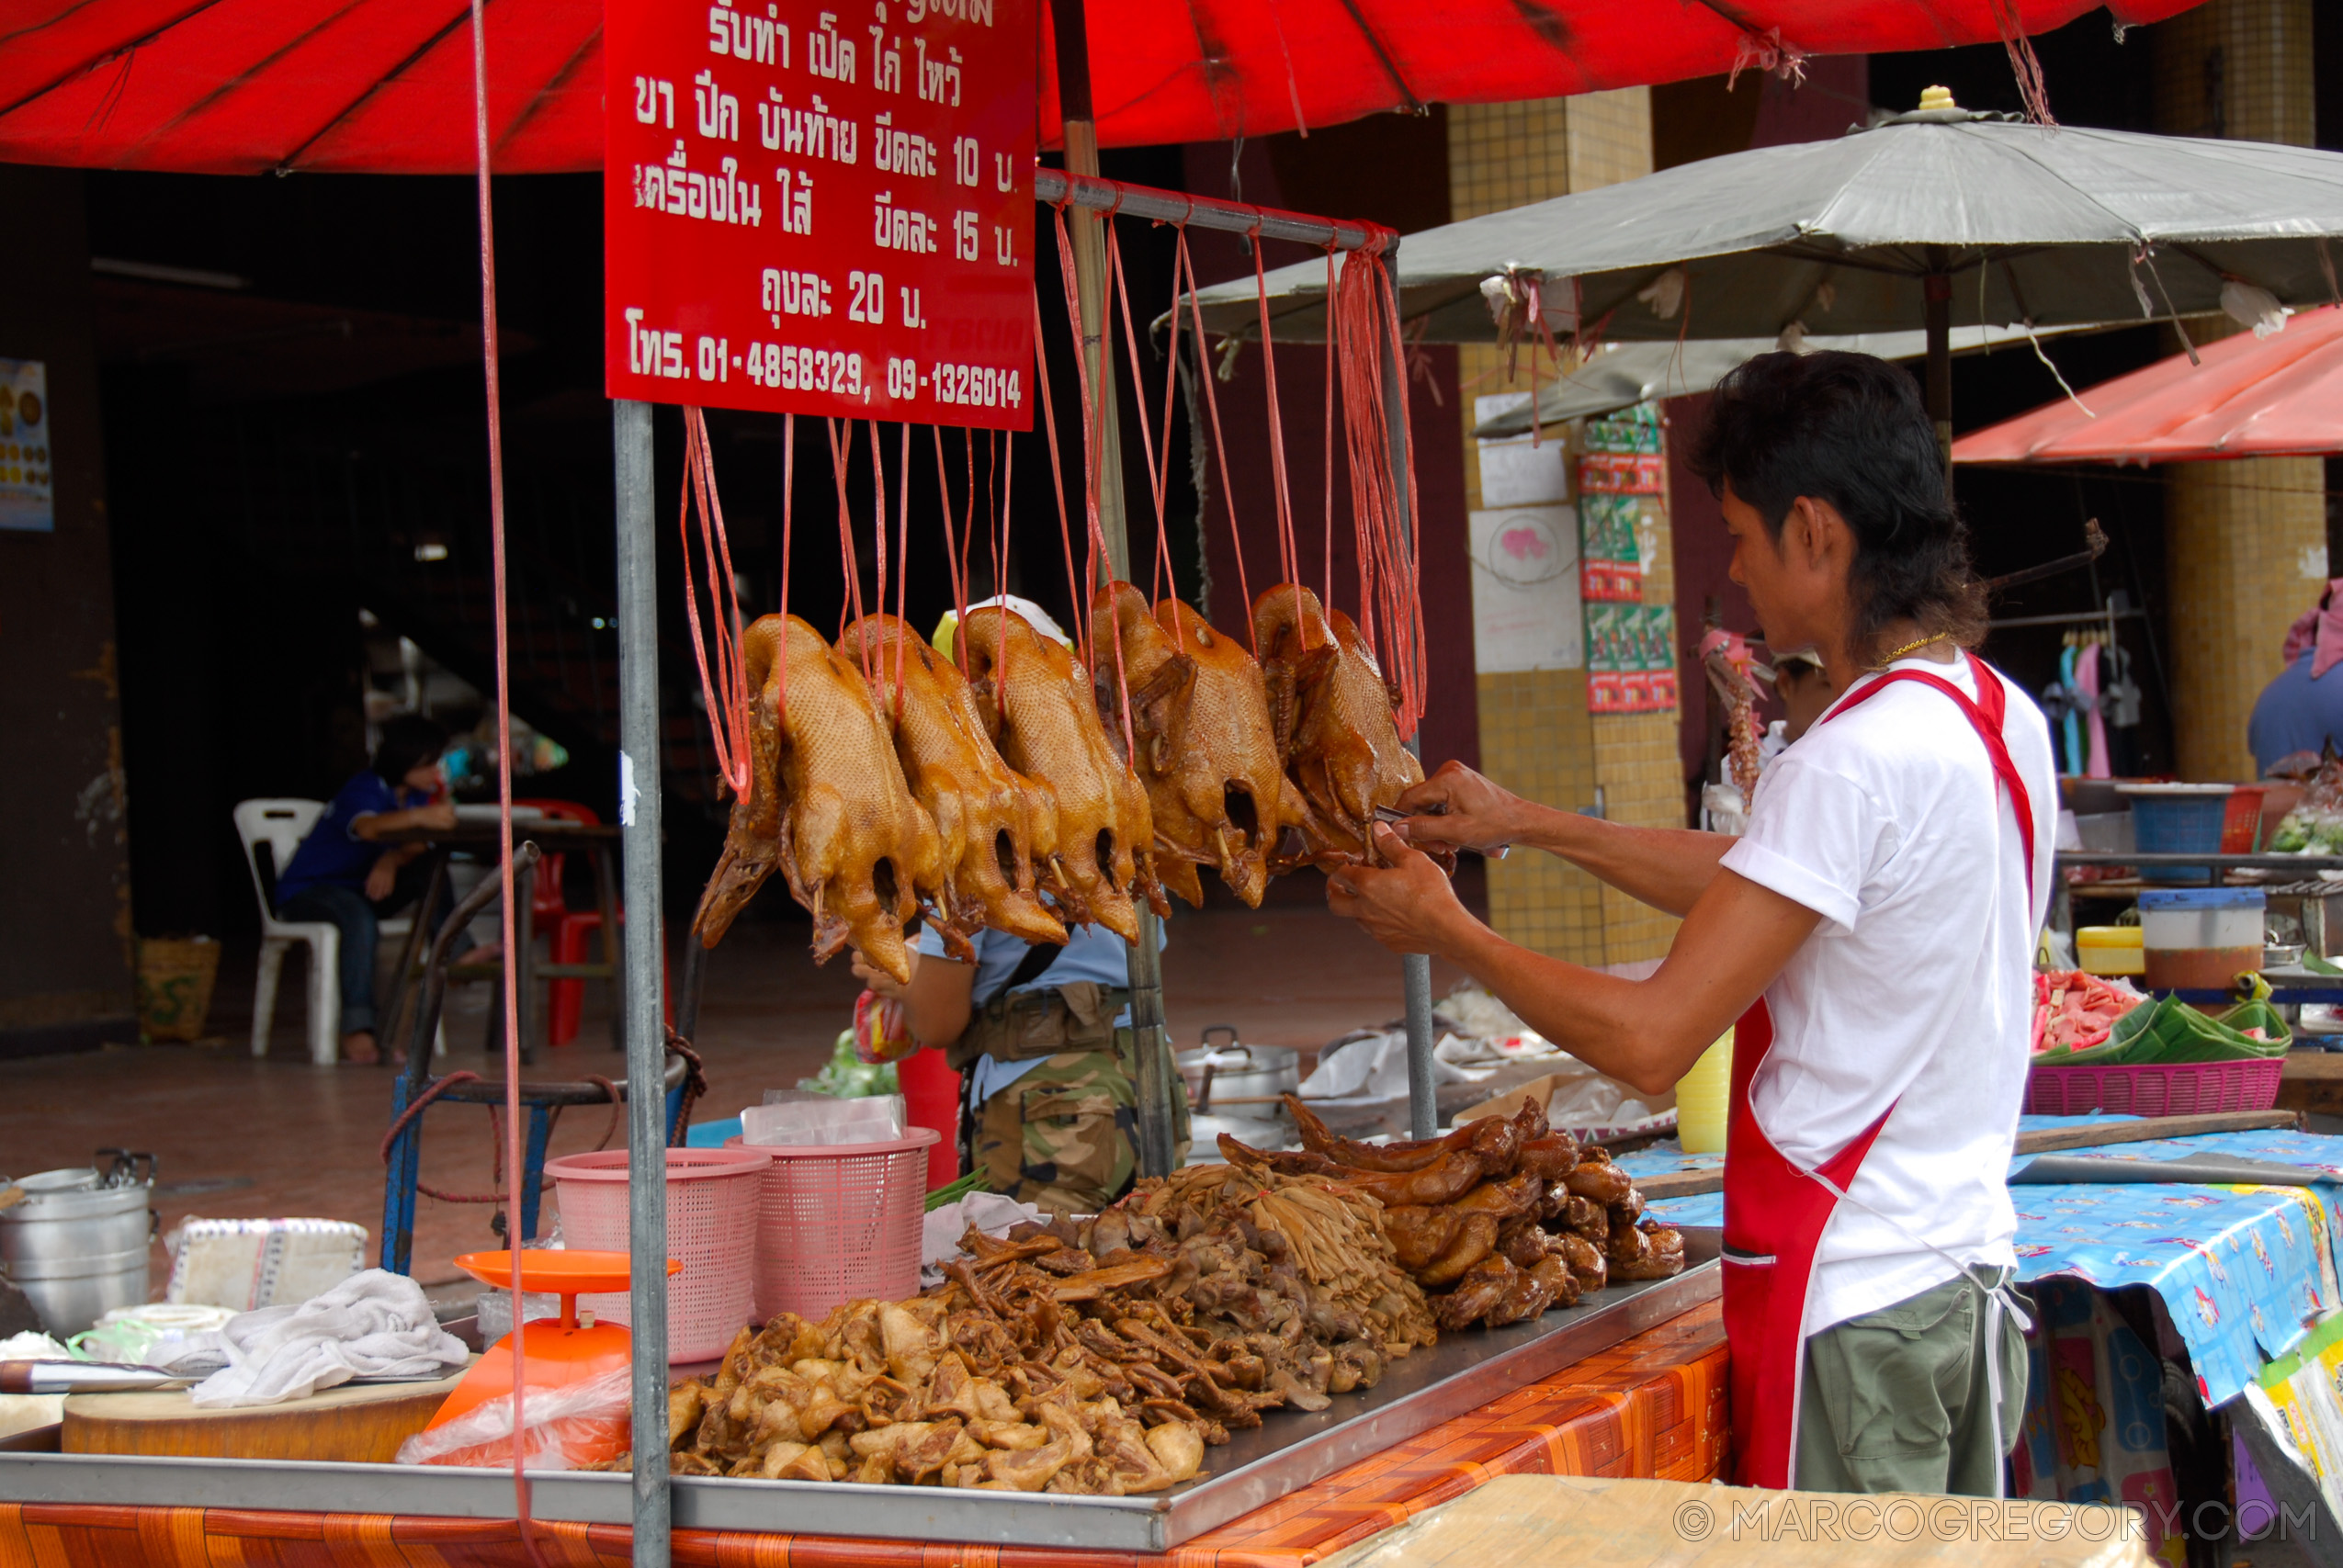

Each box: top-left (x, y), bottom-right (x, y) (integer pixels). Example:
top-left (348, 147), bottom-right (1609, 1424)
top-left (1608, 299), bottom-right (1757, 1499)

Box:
top-left (0, 0), bottom-right (2202, 176)
top-left (1953, 305), bottom-right (2343, 465)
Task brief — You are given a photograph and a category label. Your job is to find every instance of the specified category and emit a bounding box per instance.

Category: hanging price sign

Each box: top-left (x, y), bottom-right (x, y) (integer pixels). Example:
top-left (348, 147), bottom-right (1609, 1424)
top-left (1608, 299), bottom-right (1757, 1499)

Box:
top-left (604, 0), bottom-right (1035, 429)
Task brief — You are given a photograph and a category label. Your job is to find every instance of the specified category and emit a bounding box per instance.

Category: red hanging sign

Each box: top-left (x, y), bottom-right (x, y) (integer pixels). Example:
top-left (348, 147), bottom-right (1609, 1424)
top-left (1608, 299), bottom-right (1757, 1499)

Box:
top-left (604, 0), bottom-right (1036, 429)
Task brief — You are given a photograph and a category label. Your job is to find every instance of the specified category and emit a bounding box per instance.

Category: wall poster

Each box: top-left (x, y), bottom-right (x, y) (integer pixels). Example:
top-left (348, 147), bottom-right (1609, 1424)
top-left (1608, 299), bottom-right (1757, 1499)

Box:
top-left (0, 358), bottom-right (53, 533)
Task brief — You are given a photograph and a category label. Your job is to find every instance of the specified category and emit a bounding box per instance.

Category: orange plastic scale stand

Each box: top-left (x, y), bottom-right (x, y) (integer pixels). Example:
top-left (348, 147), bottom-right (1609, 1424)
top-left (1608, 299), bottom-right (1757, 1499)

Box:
top-left (418, 1250), bottom-right (679, 1468)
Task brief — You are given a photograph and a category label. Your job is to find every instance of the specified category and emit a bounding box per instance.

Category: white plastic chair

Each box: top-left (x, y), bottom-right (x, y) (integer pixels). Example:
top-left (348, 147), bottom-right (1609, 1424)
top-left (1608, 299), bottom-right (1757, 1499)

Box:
top-left (233, 799), bottom-right (424, 1065)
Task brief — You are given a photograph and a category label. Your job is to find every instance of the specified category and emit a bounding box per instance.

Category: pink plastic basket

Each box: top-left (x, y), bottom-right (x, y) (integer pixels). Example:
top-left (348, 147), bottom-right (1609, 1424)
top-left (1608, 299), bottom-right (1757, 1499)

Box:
top-left (2023, 1057), bottom-right (2284, 1117)
top-left (725, 1130), bottom-right (939, 1323)
top-left (547, 1146), bottom-right (770, 1361)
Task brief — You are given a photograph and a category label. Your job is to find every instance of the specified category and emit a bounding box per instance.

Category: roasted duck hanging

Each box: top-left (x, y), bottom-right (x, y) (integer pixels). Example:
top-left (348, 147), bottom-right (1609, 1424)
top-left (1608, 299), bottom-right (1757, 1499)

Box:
top-left (838, 614), bottom-right (1068, 953)
top-left (693, 614), bottom-right (947, 984)
top-left (956, 604), bottom-right (1164, 943)
top-left (1092, 581), bottom-right (1307, 908)
top-left (1252, 583), bottom-right (1425, 867)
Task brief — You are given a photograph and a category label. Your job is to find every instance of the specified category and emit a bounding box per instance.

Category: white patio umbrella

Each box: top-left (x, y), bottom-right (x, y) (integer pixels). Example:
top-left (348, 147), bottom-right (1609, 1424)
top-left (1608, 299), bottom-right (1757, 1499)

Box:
top-left (1190, 96), bottom-right (2343, 459)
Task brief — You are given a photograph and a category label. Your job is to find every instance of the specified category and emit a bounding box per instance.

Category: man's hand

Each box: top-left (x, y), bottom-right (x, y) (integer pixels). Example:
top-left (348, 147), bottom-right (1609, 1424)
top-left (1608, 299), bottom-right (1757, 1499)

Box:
top-left (851, 949), bottom-right (916, 1001)
top-left (1326, 825), bottom-right (1481, 959)
top-left (1391, 761), bottom-right (1525, 857)
top-left (364, 857), bottom-right (398, 902)
top-left (416, 800), bottom-right (458, 832)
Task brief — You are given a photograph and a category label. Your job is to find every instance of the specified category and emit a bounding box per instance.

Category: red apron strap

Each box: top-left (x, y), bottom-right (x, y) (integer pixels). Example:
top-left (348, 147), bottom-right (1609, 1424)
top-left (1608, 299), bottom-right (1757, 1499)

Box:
top-left (1824, 657), bottom-right (2035, 902)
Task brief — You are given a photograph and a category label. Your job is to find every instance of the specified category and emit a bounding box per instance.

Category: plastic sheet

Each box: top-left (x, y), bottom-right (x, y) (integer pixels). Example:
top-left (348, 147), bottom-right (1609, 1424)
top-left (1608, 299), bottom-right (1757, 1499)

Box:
top-left (394, 1361), bottom-right (631, 1471)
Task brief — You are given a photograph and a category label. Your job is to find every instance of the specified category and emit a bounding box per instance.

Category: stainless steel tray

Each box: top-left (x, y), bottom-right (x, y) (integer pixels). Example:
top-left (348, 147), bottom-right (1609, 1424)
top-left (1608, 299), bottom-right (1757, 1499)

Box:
top-left (1, 1238), bottom-right (1718, 1552)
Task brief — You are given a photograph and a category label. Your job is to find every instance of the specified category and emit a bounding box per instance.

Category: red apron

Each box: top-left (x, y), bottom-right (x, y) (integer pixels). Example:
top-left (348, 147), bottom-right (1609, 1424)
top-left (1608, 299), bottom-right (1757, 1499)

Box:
top-left (1722, 656), bottom-right (2037, 1489)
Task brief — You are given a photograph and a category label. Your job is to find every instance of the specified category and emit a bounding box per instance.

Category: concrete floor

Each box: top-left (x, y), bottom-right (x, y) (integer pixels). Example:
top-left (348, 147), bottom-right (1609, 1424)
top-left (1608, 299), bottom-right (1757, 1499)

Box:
top-left (1, 897), bottom-right (1466, 1298)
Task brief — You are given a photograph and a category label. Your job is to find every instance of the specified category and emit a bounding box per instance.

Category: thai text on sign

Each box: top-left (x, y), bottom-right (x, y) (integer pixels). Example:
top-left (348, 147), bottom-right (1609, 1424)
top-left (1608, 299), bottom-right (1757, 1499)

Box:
top-left (605, 0), bottom-right (1035, 429)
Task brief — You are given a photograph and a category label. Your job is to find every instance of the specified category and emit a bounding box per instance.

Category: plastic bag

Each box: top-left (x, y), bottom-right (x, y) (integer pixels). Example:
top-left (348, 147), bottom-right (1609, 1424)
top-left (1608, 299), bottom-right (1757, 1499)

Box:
top-left (853, 988), bottom-right (921, 1066)
top-left (394, 1360), bottom-right (631, 1470)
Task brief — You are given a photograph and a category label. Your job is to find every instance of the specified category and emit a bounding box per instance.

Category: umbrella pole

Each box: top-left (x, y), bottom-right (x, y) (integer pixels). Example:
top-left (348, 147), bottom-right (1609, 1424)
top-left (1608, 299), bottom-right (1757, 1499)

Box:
top-left (614, 398), bottom-right (673, 1568)
top-left (1924, 271), bottom-right (1953, 491)
top-left (1051, 0), bottom-right (1177, 1179)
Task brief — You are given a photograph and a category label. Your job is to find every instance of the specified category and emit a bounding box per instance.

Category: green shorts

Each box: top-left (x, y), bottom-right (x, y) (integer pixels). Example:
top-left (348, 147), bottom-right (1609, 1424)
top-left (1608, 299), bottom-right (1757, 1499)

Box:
top-left (1795, 1269), bottom-right (2031, 1496)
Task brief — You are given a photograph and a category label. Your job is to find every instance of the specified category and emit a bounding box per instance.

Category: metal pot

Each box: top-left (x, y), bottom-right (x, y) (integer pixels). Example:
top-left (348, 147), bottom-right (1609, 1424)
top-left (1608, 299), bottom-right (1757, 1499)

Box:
top-left (1175, 1028), bottom-right (1300, 1145)
top-left (0, 1153), bottom-right (156, 1336)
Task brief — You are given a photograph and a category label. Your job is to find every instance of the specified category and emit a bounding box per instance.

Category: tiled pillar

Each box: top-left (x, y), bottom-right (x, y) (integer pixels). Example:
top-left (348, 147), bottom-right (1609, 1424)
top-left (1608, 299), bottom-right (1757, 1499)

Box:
top-left (1450, 90), bottom-right (1682, 966)
top-left (2152, 0), bottom-right (2325, 783)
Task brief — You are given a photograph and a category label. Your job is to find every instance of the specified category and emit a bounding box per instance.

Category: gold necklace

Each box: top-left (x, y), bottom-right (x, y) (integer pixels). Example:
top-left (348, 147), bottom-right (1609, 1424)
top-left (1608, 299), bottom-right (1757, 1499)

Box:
top-left (1873, 632), bottom-right (1945, 667)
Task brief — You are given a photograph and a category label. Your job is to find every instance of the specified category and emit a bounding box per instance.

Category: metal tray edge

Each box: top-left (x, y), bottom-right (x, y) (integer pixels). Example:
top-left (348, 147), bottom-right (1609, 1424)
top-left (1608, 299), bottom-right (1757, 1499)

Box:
top-left (0, 1257), bottom-right (1720, 1554)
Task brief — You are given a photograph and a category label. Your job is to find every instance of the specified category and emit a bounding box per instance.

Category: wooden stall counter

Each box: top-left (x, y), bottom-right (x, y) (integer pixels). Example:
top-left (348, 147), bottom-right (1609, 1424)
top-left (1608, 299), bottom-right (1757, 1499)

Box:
top-left (0, 1303), bottom-right (1726, 1568)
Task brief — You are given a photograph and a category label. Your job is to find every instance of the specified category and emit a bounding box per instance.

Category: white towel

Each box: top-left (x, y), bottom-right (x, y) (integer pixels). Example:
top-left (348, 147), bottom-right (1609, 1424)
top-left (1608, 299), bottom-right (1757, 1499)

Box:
top-left (188, 1269), bottom-right (468, 1408)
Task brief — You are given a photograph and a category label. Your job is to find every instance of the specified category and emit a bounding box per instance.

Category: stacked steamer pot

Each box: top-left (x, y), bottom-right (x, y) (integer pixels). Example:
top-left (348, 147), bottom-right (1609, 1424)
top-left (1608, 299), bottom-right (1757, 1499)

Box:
top-left (1176, 1026), bottom-right (1300, 1162)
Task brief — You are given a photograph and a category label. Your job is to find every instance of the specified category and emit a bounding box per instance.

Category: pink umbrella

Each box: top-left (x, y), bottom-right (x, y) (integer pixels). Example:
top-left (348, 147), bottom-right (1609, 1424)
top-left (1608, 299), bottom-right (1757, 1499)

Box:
top-left (1953, 305), bottom-right (2343, 464)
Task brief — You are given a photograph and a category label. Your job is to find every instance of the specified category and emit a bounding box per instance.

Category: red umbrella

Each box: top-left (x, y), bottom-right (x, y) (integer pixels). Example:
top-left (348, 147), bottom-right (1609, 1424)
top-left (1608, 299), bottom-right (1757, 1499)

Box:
top-left (1953, 305), bottom-right (2343, 464)
top-left (0, 0), bottom-right (2201, 175)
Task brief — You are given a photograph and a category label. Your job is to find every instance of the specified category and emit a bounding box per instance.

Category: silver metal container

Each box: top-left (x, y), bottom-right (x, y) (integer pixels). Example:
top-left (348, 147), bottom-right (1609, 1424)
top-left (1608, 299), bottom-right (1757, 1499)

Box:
top-left (1175, 1029), bottom-right (1300, 1147)
top-left (0, 1160), bottom-right (155, 1336)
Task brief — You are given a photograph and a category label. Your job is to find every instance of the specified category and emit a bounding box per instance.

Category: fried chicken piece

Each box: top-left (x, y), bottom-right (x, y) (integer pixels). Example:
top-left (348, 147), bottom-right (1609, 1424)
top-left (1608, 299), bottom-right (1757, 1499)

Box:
top-left (1383, 1204), bottom-right (1466, 1272)
top-left (840, 614), bottom-right (1068, 950)
top-left (1451, 1170), bottom-right (1545, 1219)
top-left (694, 614), bottom-right (947, 983)
top-left (1553, 1232), bottom-right (1608, 1291)
top-left (670, 1451), bottom-right (723, 1476)
top-left (1433, 1255), bottom-right (1520, 1331)
top-left (1529, 1255), bottom-right (1581, 1311)
top-left (669, 1383), bottom-right (707, 1450)
top-left (958, 604), bottom-right (1162, 941)
top-left (757, 1440), bottom-right (837, 1482)
top-left (1484, 1260), bottom-right (1555, 1327)
top-left (1561, 1157), bottom-right (1636, 1205)
top-left (1559, 1194), bottom-right (1608, 1243)
top-left (1145, 1420), bottom-right (1205, 1483)
top-left (1415, 1211), bottom-right (1500, 1288)
top-left (969, 1418), bottom-right (1049, 1450)
top-left (976, 1437), bottom-right (1080, 1492)
top-left (1611, 1222), bottom-right (1688, 1281)
top-left (1497, 1215), bottom-right (1552, 1270)
top-left (1252, 583), bottom-right (1424, 867)
top-left (1285, 1095), bottom-right (1534, 1175)
top-left (1516, 1134), bottom-right (1581, 1181)
top-left (1327, 1149), bottom-right (1486, 1209)
top-left (1093, 581), bottom-right (1307, 908)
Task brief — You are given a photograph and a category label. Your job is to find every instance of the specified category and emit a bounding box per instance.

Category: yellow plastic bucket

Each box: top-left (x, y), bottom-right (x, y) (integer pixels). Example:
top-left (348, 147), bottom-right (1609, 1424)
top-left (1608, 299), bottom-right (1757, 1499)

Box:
top-left (1675, 1030), bottom-right (1735, 1154)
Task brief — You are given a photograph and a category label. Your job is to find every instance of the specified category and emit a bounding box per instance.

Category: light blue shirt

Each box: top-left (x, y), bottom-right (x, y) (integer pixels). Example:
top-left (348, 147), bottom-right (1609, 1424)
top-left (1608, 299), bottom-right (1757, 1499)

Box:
top-left (915, 917), bottom-right (1165, 1100)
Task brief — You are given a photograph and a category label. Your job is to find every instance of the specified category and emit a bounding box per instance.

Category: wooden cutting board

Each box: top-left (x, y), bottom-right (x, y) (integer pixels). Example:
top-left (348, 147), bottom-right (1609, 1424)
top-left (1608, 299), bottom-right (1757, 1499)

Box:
top-left (62, 1363), bottom-right (470, 1463)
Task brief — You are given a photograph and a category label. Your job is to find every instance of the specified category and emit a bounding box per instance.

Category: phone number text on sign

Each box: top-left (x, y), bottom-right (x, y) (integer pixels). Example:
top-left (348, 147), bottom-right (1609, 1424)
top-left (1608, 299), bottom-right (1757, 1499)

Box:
top-left (605, 0), bottom-right (1035, 430)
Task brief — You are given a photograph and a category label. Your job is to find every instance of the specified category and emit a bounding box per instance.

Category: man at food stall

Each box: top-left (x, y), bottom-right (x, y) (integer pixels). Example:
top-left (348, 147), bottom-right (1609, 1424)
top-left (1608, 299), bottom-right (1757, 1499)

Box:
top-left (1330, 352), bottom-right (2054, 1497)
top-left (850, 597), bottom-right (1186, 1215)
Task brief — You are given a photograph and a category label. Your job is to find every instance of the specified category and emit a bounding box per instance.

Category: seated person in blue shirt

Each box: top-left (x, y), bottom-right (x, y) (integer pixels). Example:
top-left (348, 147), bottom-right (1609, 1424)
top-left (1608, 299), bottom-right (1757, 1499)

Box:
top-left (273, 715), bottom-right (458, 1065)
top-left (2251, 580), bottom-right (2343, 775)
top-left (852, 920), bottom-right (1186, 1217)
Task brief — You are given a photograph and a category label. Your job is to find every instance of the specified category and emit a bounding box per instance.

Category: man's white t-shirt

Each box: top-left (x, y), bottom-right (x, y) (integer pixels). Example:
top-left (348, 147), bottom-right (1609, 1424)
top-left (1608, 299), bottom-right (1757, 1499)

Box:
top-left (1718, 651), bottom-right (2055, 1336)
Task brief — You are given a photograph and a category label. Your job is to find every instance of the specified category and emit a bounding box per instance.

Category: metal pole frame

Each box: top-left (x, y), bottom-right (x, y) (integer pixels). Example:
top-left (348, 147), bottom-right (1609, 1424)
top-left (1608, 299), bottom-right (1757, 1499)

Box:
top-left (1370, 238), bottom-right (1438, 1140)
top-left (1036, 160), bottom-right (1429, 1154)
top-left (613, 399), bottom-right (672, 1568)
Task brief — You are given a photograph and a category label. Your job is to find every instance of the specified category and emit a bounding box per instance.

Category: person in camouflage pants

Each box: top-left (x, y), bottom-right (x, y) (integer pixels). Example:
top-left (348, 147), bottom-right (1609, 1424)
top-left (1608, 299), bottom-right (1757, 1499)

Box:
top-left (852, 928), bottom-right (1189, 1217)
top-left (971, 1035), bottom-right (1190, 1214)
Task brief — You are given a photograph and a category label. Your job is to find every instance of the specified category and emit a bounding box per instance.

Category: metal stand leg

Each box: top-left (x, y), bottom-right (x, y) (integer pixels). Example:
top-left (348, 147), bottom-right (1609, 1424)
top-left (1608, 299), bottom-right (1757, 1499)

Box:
top-left (1404, 954), bottom-right (1437, 1138)
top-left (515, 853), bottom-right (538, 1066)
top-left (615, 398), bottom-right (672, 1568)
top-left (520, 1103), bottom-right (553, 1244)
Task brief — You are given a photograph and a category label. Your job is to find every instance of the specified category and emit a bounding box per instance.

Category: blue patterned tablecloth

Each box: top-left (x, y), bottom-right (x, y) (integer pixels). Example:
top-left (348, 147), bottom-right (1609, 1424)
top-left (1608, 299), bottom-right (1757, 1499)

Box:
top-left (1632, 1116), bottom-right (2343, 1405)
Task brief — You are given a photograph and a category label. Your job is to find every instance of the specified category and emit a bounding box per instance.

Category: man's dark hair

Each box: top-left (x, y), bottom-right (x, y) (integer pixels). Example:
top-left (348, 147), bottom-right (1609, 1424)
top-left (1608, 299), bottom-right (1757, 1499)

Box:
top-left (371, 715), bottom-right (448, 786)
top-left (1689, 351), bottom-right (1986, 664)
